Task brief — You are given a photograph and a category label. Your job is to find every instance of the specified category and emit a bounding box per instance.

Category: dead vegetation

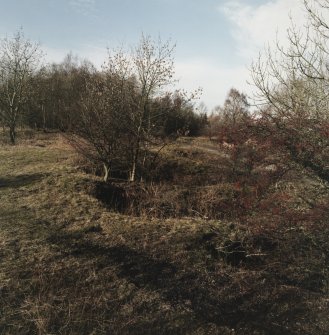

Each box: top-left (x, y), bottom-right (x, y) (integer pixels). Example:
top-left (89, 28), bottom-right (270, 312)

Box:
top-left (0, 133), bottom-right (328, 335)
top-left (86, 136), bottom-right (327, 222)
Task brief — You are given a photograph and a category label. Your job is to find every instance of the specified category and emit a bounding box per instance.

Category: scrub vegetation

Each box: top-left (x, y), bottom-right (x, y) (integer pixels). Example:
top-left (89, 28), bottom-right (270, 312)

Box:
top-left (1, 0), bottom-right (329, 334)
top-left (0, 133), bottom-right (328, 335)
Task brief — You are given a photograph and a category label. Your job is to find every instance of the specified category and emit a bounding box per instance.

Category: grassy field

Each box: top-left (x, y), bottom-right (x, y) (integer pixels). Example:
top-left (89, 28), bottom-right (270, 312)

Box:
top-left (0, 133), bottom-right (329, 335)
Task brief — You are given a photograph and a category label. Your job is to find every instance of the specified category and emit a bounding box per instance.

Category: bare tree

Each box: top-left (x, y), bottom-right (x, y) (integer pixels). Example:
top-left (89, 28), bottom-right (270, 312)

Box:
top-left (251, 0), bottom-right (329, 183)
top-left (73, 66), bottom-right (137, 182)
top-left (128, 35), bottom-right (176, 181)
top-left (212, 88), bottom-right (251, 144)
top-left (221, 89), bottom-right (249, 126)
top-left (0, 29), bottom-right (43, 144)
top-left (102, 35), bottom-right (176, 182)
top-left (71, 35), bottom-right (200, 183)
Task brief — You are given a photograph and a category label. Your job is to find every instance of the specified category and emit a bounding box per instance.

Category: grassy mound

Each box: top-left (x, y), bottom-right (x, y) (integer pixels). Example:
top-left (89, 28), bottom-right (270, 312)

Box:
top-left (0, 133), bottom-right (328, 334)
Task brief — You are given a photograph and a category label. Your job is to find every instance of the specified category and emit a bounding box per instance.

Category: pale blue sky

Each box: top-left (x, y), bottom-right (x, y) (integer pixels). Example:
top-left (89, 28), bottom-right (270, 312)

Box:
top-left (0, 0), bottom-right (305, 110)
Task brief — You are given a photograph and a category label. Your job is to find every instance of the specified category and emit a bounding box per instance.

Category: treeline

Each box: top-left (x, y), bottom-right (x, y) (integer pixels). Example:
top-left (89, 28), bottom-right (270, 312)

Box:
top-left (24, 54), bottom-right (206, 137)
top-left (0, 32), bottom-right (208, 181)
top-left (1, 0), bottom-right (329, 188)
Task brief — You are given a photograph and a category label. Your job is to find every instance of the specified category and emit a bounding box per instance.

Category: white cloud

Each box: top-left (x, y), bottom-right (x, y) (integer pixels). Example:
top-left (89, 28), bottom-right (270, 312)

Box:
top-left (43, 43), bottom-right (108, 68)
top-left (175, 58), bottom-right (251, 111)
top-left (43, 46), bottom-right (68, 64)
top-left (78, 44), bottom-right (108, 68)
top-left (172, 1), bottom-right (309, 110)
top-left (219, 0), bottom-right (306, 60)
top-left (210, 0), bottom-right (313, 107)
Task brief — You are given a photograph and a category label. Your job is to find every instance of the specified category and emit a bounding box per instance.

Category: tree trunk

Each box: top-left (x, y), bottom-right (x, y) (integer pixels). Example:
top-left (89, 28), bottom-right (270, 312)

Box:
top-left (129, 161), bottom-right (136, 182)
top-left (129, 146), bottom-right (140, 182)
top-left (42, 104), bottom-right (47, 132)
top-left (9, 126), bottom-right (16, 145)
top-left (129, 143), bottom-right (140, 182)
top-left (103, 163), bottom-right (110, 182)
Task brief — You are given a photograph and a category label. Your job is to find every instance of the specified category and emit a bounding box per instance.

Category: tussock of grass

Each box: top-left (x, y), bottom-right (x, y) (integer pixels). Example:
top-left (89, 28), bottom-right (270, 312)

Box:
top-left (0, 133), bottom-right (328, 334)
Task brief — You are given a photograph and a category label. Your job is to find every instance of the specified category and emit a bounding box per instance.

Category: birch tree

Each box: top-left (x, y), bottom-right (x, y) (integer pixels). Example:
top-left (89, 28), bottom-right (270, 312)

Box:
top-left (0, 29), bottom-right (43, 144)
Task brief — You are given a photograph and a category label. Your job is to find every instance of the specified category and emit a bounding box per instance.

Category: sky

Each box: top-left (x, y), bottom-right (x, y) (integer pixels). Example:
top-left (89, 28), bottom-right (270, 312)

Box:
top-left (0, 0), bottom-right (309, 111)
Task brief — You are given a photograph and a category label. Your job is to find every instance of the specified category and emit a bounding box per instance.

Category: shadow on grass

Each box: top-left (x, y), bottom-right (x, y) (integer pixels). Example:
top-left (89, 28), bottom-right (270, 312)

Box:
top-left (3, 225), bottom-right (319, 335)
top-left (46, 230), bottom-right (304, 335)
top-left (0, 173), bottom-right (49, 188)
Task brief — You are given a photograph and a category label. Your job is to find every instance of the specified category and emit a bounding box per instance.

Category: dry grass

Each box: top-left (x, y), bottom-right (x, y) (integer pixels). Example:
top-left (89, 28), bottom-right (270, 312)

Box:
top-left (0, 133), bottom-right (328, 335)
